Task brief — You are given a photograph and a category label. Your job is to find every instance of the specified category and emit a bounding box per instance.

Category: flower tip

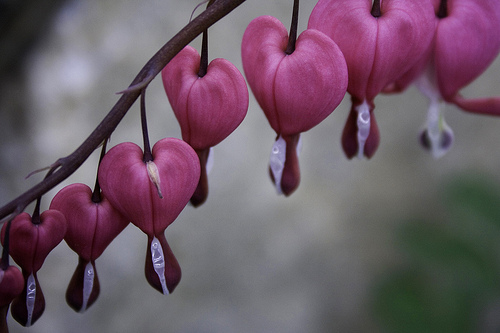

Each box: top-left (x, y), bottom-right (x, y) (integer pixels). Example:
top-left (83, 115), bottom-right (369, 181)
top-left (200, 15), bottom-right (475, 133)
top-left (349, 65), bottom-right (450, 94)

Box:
top-left (419, 127), bottom-right (454, 159)
top-left (144, 235), bottom-right (181, 295)
top-left (65, 258), bottom-right (100, 313)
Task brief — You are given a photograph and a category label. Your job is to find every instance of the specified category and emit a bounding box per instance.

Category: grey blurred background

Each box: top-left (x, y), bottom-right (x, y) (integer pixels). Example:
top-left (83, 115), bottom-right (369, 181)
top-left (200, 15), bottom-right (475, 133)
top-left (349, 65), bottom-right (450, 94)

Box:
top-left (1, 0), bottom-right (500, 332)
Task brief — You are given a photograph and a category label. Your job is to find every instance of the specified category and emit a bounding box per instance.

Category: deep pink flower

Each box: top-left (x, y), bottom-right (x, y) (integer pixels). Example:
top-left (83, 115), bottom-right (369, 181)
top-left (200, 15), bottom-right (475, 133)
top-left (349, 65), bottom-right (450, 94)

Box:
top-left (0, 266), bottom-right (24, 307)
top-left (241, 15), bottom-right (348, 195)
top-left (98, 138), bottom-right (200, 294)
top-left (50, 183), bottom-right (129, 312)
top-left (162, 45), bottom-right (248, 206)
top-left (386, 0), bottom-right (500, 157)
top-left (308, 0), bottom-right (435, 158)
top-left (0, 210), bottom-right (66, 326)
top-left (0, 264), bottom-right (24, 331)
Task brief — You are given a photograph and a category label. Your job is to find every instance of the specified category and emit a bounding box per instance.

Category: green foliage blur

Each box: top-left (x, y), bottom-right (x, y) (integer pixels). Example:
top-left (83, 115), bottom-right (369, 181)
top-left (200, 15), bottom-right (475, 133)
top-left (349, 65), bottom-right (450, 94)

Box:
top-left (372, 173), bottom-right (500, 333)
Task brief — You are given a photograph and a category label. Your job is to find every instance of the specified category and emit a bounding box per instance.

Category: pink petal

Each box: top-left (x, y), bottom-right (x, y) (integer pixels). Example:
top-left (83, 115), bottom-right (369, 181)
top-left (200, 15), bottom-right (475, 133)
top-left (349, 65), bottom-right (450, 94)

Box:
top-left (242, 16), bottom-right (347, 135)
top-left (309, 0), bottom-right (435, 101)
top-left (435, 1), bottom-right (500, 99)
top-left (98, 138), bottom-right (200, 236)
top-left (241, 16), bottom-right (289, 133)
top-left (0, 266), bottom-right (24, 307)
top-left (162, 46), bottom-right (248, 149)
top-left (50, 183), bottom-right (129, 261)
top-left (1, 211), bottom-right (66, 273)
top-left (450, 95), bottom-right (500, 116)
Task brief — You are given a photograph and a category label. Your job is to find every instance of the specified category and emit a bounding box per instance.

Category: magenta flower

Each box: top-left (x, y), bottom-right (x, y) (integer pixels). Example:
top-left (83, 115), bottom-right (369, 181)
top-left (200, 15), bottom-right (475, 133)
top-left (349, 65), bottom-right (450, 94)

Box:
top-left (385, 0), bottom-right (500, 157)
top-left (0, 266), bottom-right (23, 308)
top-left (241, 15), bottom-right (348, 195)
top-left (0, 243), bottom-right (24, 331)
top-left (50, 183), bottom-right (129, 312)
top-left (162, 45), bottom-right (248, 206)
top-left (0, 210), bottom-right (66, 327)
top-left (98, 138), bottom-right (200, 294)
top-left (308, 0), bottom-right (435, 158)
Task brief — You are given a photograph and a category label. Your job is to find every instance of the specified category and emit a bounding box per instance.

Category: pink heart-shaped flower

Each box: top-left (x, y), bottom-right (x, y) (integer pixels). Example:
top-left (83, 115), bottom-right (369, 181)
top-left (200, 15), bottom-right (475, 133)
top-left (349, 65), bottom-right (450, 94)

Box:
top-left (162, 46), bottom-right (248, 150)
top-left (242, 15), bottom-right (348, 136)
top-left (98, 138), bottom-right (200, 294)
top-left (1, 211), bottom-right (66, 326)
top-left (434, 0), bottom-right (500, 101)
top-left (98, 138), bottom-right (200, 236)
top-left (0, 265), bottom-right (24, 307)
top-left (384, 0), bottom-right (500, 157)
top-left (309, 0), bottom-right (435, 158)
top-left (1, 211), bottom-right (66, 274)
top-left (50, 183), bottom-right (129, 262)
top-left (241, 15), bottom-right (347, 195)
top-left (308, 0), bottom-right (435, 101)
top-left (49, 183), bottom-right (129, 311)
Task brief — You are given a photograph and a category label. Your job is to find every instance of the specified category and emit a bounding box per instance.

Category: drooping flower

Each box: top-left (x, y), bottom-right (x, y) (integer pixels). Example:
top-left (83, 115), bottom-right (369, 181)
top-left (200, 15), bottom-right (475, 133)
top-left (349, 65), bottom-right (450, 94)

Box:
top-left (308, 0), bottom-right (436, 158)
top-left (0, 210), bottom-right (66, 327)
top-left (162, 45), bottom-right (248, 206)
top-left (384, 0), bottom-right (500, 157)
top-left (98, 138), bottom-right (200, 294)
top-left (49, 183), bottom-right (129, 312)
top-left (0, 223), bottom-right (24, 332)
top-left (241, 15), bottom-right (348, 195)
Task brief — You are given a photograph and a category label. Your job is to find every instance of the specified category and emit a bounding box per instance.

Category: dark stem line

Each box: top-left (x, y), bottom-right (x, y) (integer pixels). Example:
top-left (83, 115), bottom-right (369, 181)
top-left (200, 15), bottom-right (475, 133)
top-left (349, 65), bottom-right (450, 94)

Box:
top-left (31, 197), bottom-right (41, 225)
top-left (437, 0), bottom-right (447, 18)
top-left (198, 0), bottom-right (215, 77)
top-left (285, 0), bottom-right (299, 55)
top-left (198, 29), bottom-right (209, 77)
top-left (141, 89), bottom-right (153, 163)
top-left (91, 139), bottom-right (108, 203)
top-left (371, 0), bottom-right (381, 17)
top-left (0, 0), bottom-right (247, 221)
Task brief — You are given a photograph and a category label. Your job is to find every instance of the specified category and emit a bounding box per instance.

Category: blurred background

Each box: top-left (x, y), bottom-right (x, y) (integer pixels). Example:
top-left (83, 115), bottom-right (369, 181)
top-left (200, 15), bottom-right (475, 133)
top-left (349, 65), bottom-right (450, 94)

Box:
top-left (1, 0), bottom-right (500, 332)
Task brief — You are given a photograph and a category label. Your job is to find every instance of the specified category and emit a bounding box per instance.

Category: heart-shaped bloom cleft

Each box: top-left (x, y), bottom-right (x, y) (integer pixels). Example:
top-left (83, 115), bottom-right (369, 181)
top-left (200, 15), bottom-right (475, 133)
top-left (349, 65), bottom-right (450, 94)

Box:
top-left (241, 15), bottom-right (348, 195)
top-left (162, 45), bottom-right (248, 206)
top-left (385, 0), bottom-right (500, 158)
top-left (49, 183), bottom-right (129, 312)
top-left (0, 210), bottom-right (66, 327)
top-left (98, 138), bottom-right (200, 294)
top-left (308, 0), bottom-right (435, 158)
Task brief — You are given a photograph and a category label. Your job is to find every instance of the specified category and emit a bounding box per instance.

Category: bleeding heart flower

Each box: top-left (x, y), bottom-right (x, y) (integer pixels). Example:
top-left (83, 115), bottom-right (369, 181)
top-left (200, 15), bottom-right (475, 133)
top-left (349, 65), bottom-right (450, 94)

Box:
top-left (0, 210), bottom-right (66, 327)
top-left (162, 45), bottom-right (248, 150)
top-left (162, 45), bottom-right (248, 206)
top-left (308, 0), bottom-right (435, 158)
top-left (241, 15), bottom-right (348, 195)
top-left (0, 243), bottom-right (24, 332)
top-left (49, 183), bottom-right (129, 312)
top-left (0, 266), bottom-right (24, 307)
top-left (386, 0), bottom-right (500, 157)
top-left (98, 137), bottom-right (200, 294)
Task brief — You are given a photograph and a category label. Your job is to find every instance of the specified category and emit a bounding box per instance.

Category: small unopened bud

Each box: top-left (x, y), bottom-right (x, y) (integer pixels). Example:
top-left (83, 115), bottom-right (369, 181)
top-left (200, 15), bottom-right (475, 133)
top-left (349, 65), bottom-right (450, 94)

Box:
top-left (146, 161), bottom-right (163, 199)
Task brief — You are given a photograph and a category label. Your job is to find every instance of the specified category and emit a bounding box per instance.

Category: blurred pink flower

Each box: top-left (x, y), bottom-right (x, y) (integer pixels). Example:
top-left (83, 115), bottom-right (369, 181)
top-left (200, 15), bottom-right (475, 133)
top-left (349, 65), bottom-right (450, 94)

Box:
top-left (386, 0), bottom-right (500, 157)
top-left (309, 0), bottom-right (435, 158)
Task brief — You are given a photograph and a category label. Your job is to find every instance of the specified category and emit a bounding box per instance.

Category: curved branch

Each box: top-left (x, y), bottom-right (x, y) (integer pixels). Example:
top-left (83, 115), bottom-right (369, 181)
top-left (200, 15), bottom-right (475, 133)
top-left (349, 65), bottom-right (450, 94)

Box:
top-left (0, 0), bottom-right (247, 221)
